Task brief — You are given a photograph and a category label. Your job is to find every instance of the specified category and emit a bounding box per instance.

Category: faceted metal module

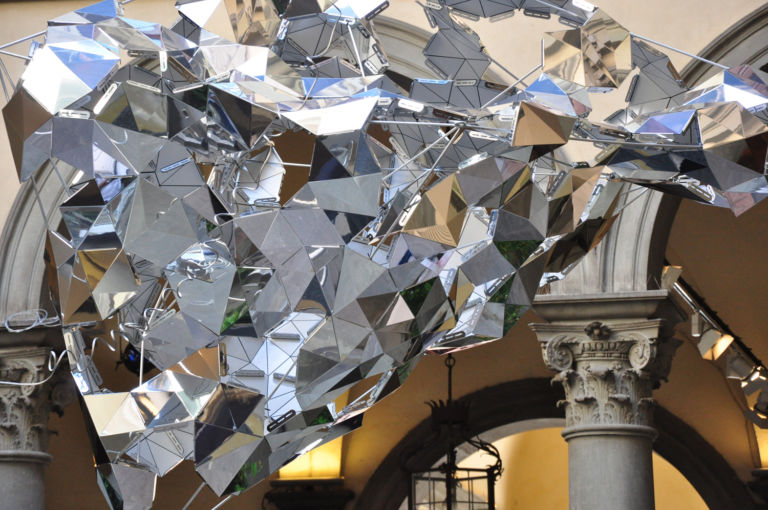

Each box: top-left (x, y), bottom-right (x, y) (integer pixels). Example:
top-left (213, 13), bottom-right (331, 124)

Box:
top-left (543, 9), bottom-right (631, 89)
top-left (2, 0), bottom-right (767, 507)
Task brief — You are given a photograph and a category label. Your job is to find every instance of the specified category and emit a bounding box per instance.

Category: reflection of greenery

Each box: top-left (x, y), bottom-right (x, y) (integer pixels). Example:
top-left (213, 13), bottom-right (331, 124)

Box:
top-left (97, 470), bottom-right (123, 509)
top-left (489, 275), bottom-right (528, 333)
top-left (310, 407), bottom-right (333, 426)
top-left (396, 355), bottom-right (420, 383)
top-left (221, 302), bottom-right (248, 333)
top-left (489, 275), bottom-right (513, 304)
top-left (270, 0), bottom-right (287, 15)
top-left (227, 459), bottom-right (264, 493)
top-left (401, 278), bottom-right (435, 314)
top-left (180, 84), bottom-right (208, 110)
top-left (504, 304), bottom-right (527, 333)
top-left (409, 321), bottom-right (422, 339)
top-left (495, 240), bottom-right (540, 268)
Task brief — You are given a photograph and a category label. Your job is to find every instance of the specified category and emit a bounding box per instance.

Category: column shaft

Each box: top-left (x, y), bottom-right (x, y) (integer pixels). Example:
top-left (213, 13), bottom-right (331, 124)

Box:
top-left (566, 425), bottom-right (655, 510)
top-left (531, 295), bottom-right (680, 510)
top-left (0, 346), bottom-right (71, 510)
top-left (0, 453), bottom-right (49, 510)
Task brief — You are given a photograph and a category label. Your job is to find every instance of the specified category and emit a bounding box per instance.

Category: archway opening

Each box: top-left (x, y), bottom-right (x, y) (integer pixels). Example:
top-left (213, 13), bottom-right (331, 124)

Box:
top-left (396, 421), bottom-right (709, 510)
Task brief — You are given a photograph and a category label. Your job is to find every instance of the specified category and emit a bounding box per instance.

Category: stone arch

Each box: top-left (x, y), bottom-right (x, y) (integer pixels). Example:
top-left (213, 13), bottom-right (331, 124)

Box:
top-left (543, 2), bottom-right (768, 297)
top-left (354, 378), bottom-right (756, 510)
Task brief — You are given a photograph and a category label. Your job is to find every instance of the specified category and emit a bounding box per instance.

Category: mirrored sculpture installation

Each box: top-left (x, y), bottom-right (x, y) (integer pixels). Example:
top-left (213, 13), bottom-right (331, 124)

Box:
top-left (2, 0), bottom-right (767, 507)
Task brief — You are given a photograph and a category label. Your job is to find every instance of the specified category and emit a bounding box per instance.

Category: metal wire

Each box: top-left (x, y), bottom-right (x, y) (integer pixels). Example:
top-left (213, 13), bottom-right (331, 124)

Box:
top-left (0, 350), bottom-right (67, 387)
top-left (630, 32), bottom-right (729, 70)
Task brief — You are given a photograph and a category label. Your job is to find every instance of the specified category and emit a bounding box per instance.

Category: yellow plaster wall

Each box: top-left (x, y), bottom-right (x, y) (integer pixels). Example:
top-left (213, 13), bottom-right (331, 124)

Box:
top-left (460, 427), bottom-right (707, 510)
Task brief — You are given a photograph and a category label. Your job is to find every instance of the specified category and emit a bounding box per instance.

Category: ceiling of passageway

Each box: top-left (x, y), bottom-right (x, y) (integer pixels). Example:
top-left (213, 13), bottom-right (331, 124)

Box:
top-left (666, 197), bottom-right (768, 362)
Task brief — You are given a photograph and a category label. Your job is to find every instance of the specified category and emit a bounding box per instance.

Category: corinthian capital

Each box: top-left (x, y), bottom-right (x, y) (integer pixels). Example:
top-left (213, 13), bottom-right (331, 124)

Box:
top-left (531, 319), bottom-right (678, 428)
top-left (0, 346), bottom-right (74, 456)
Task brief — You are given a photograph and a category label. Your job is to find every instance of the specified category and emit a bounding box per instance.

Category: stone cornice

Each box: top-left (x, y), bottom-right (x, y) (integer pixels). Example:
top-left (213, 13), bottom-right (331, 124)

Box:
top-left (533, 290), bottom-right (669, 321)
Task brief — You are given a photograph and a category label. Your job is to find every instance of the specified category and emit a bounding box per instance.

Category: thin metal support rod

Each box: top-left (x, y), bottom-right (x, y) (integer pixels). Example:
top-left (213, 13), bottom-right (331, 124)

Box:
top-left (427, 127), bottom-right (462, 175)
top-left (376, 121), bottom-right (510, 136)
top-left (371, 126), bottom-right (461, 257)
top-left (541, 153), bottom-right (576, 168)
top-left (50, 159), bottom-right (71, 194)
top-left (138, 337), bottom-right (145, 386)
top-left (0, 67), bottom-right (9, 103)
top-left (372, 127), bottom-right (462, 256)
top-left (0, 49), bottom-right (29, 61)
top-left (533, 0), bottom-right (584, 19)
top-left (347, 25), bottom-right (366, 78)
top-left (0, 31), bottom-right (45, 50)
top-left (382, 125), bottom-right (459, 179)
top-left (0, 58), bottom-right (13, 102)
top-left (568, 137), bottom-right (701, 150)
top-left (371, 120), bottom-right (459, 127)
top-left (630, 33), bottom-right (729, 70)
top-left (146, 280), bottom-right (169, 326)
top-left (614, 185), bottom-right (650, 214)
top-left (211, 494), bottom-right (235, 510)
top-left (309, 4), bottom-right (342, 60)
top-left (182, 482), bottom-right (206, 510)
top-left (0, 56), bottom-right (13, 84)
top-left (282, 162), bottom-right (312, 168)
top-left (300, 56), bottom-right (320, 108)
top-left (481, 63), bottom-right (542, 108)
top-left (30, 175), bottom-right (51, 231)
top-left (407, 127), bottom-right (463, 191)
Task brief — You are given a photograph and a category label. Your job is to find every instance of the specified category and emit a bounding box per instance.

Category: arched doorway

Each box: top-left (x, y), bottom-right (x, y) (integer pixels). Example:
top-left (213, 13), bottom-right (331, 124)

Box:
top-left (356, 379), bottom-right (755, 509)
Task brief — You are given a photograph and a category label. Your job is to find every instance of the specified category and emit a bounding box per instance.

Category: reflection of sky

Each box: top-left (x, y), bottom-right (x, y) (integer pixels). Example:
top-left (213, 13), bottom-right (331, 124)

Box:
top-left (636, 109), bottom-right (695, 134)
top-left (49, 40), bottom-right (119, 89)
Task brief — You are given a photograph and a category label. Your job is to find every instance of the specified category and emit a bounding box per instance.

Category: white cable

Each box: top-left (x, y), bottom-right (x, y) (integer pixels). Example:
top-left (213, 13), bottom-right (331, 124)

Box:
top-left (4, 309), bottom-right (60, 332)
top-left (0, 350), bottom-right (67, 387)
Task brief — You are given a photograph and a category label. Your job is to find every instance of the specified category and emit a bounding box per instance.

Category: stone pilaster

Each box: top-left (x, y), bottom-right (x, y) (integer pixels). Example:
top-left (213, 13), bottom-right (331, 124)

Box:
top-left (531, 291), bottom-right (682, 510)
top-left (0, 346), bottom-right (74, 510)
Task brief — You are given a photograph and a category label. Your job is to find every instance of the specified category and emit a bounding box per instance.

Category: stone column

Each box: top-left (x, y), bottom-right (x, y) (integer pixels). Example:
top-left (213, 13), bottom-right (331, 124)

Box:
top-left (0, 346), bottom-right (72, 510)
top-left (530, 292), bottom-right (681, 510)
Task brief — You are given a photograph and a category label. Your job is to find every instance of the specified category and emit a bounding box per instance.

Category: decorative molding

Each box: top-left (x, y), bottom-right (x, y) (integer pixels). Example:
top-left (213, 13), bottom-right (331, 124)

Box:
top-left (0, 164), bottom-right (75, 323)
top-left (680, 3), bottom-right (768, 86)
top-left (0, 346), bottom-right (74, 460)
top-left (531, 318), bottom-right (681, 430)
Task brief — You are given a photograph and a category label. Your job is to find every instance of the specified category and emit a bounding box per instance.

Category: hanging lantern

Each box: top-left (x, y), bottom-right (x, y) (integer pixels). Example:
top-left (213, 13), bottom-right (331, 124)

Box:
top-left (405, 355), bottom-right (502, 510)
